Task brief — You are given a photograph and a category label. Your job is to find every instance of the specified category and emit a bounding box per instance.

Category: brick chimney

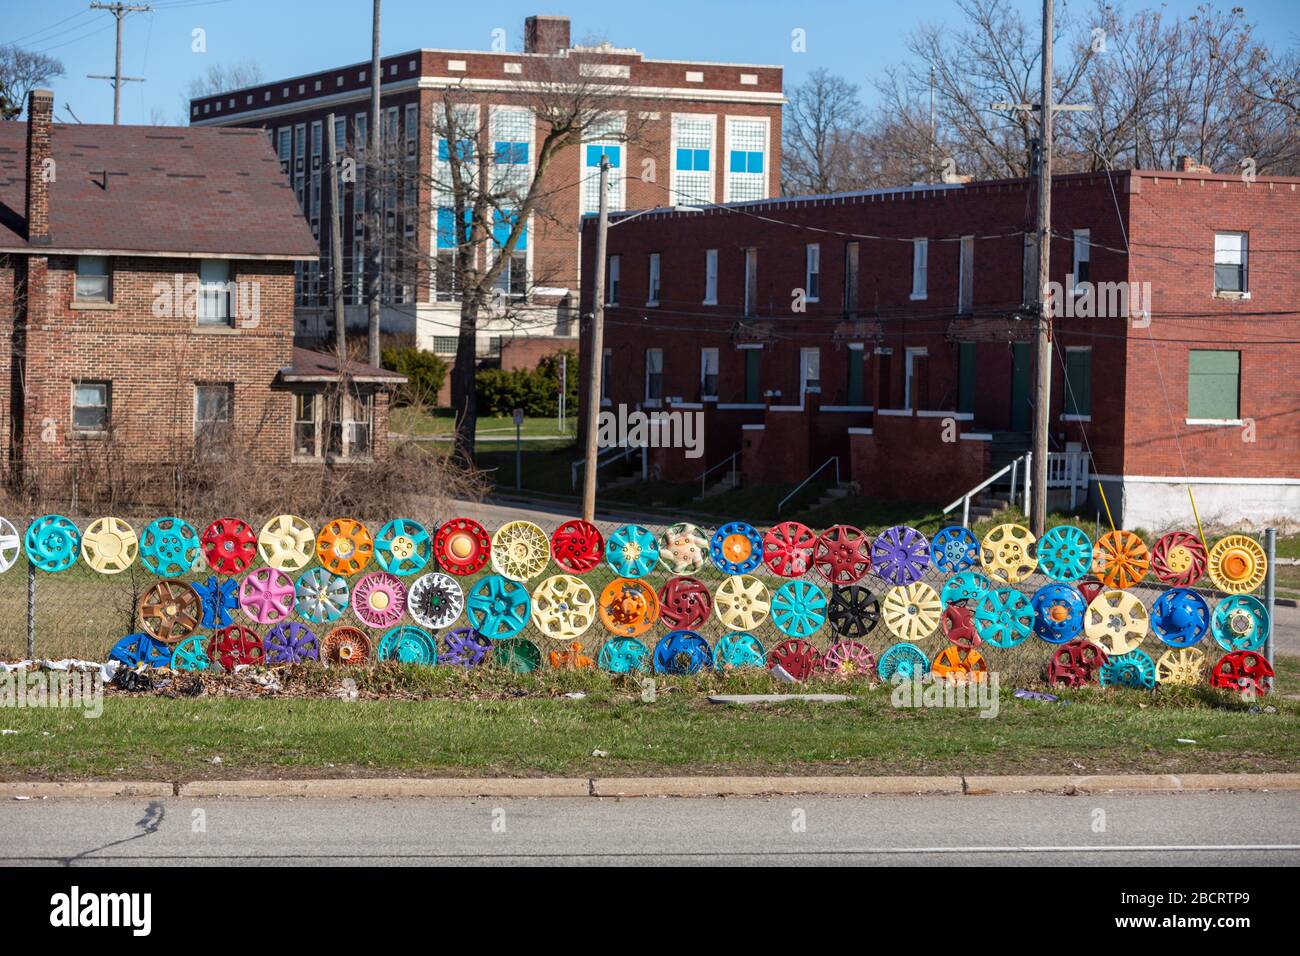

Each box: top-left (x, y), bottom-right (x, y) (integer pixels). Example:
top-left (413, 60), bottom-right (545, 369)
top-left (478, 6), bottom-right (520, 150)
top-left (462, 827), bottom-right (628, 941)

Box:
top-left (25, 88), bottom-right (53, 245)
top-left (524, 15), bottom-right (570, 54)
top-left (1178, 155), bottom-right (1212, 174)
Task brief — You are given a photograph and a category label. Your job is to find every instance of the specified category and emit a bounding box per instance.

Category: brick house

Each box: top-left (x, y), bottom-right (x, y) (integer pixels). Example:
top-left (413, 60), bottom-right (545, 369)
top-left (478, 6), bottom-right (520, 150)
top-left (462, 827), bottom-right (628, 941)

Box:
top-left (188, 14), bottom-right (784, 391)
top-left (578, 166), bottom-right (1300, 527)
top-left (0, 89), bottom-right (402, 492)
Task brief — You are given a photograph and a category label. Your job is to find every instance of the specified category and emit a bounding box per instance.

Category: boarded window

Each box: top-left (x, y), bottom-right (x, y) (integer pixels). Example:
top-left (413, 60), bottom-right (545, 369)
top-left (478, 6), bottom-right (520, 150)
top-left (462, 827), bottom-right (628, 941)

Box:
top-left (1187, 350), bottom-right (1240, 420)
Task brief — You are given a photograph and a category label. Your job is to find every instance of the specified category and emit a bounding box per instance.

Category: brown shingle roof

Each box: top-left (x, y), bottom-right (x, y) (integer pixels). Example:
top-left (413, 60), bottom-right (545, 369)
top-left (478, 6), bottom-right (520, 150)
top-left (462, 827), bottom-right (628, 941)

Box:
top-left (0, 122), bottom-right (320, 259)
top-left (280, 348), bottom-right (407, 384)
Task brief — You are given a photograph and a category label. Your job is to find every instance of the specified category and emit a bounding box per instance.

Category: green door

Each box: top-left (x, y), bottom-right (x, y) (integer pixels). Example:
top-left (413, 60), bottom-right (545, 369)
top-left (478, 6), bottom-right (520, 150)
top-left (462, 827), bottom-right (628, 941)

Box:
top-left (1011, 342), bottom-right (1031, 431)
top-left (958, 343), bottom-right (976, 415)
top-left (744, 349), bottom-right (762, 404)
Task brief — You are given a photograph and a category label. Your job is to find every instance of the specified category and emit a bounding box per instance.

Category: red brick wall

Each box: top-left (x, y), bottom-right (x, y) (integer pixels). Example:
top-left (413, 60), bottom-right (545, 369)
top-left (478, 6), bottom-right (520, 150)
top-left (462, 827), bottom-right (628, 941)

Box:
top-left (16, 255), bottom-right (296, 476)
top-left (499, 335), bottom-right (575, 372)
top-left (1119, 172), bottom-right (1300, 479)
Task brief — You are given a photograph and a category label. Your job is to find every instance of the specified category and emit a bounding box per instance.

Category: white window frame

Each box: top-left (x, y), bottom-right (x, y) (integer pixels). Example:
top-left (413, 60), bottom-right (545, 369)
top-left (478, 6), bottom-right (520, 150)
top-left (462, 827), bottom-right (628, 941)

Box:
top-left (700, 347), bottom-right (719, 400)
top-left (645, 348), bottom-right (663, 405)
top-left (1072, 228), bottom-right (1091, 294)
top-left (911, 238), bottom-right (928, 300)
top-left (704, 248), bottom-right (718, 304)
top-left (800, 347), bottom-right (821, 399)
top-left (606, 255), bottom-right (620, 305)
top-left (805, 244), bottom-right (820, 303)
top-left (670, 113), bottom-right (716, 206)
top-left (1213, 231), bottom-right (1249, 297)
top-left (647, 253), bottom-right (661, 307)
top-left (723, 114), bottom-right (769, 202)
top-left (197, 259), bottom-right (232, 326)
top-left (903, 347), bottom-right (928, 412)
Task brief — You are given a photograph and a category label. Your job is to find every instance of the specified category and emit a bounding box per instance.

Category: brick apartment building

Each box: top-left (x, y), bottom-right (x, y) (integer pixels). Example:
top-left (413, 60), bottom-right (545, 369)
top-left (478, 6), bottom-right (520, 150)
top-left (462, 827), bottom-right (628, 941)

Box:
top-left (579, 165), bottom-right (1300, 528)
top-left (0, 89), bottom-right (401, 492)
top-left (189, 14), bottom-right (784, 396)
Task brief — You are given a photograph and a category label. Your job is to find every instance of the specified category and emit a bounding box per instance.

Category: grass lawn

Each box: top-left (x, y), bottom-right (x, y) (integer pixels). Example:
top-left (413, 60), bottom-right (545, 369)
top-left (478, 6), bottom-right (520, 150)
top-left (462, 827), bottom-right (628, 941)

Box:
top-left (2, 661), bottom-right (1297, 780)
top-left (390, 407), bottom-right (575, 440)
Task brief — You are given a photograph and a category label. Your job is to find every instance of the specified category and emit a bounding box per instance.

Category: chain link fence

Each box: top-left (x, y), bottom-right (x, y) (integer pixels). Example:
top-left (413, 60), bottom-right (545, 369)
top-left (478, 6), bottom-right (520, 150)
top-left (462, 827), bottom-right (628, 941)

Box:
top-left (0, 513), bottom-right (1278, 686)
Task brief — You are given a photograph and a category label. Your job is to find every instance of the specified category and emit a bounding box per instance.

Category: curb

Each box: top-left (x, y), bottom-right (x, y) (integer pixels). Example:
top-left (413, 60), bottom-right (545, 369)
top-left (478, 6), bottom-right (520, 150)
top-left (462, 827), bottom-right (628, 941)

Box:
top-left (3, 773), bottom-right (1299, 800)
top-left (591, 776), bottom-right (963, 797)
top-left (175, 778), bottom-right (591, 798)
top-left (0, 781), bottom-right (173, 798)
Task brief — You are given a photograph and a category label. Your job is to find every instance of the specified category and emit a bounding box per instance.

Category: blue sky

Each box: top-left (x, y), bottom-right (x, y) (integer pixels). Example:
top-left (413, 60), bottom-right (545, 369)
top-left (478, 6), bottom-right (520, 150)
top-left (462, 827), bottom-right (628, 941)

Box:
top-left (8, 0), bottom-right (1300, 125)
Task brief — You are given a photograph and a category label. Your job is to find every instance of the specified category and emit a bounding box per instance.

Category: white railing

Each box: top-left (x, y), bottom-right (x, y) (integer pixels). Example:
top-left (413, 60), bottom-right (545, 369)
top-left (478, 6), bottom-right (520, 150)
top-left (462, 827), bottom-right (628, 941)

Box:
top-left (777, 456), bottom-right (840, 513)
top-left (943, 450), bottom-right (1092, 527)
top-left (570, 444), bottom-right (641, 490)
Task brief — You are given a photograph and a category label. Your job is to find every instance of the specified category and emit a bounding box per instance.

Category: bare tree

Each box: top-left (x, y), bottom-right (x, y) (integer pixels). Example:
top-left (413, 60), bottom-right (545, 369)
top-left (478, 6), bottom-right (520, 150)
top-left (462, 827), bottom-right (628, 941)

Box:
top-left (181, 60), bottom-right (263, 123)
top-left (378, 56), bottom-right (650, 466)
top-left (782, 68), bottom-right (871, 194)
top-left (0, 45), bottom-right (64, 120)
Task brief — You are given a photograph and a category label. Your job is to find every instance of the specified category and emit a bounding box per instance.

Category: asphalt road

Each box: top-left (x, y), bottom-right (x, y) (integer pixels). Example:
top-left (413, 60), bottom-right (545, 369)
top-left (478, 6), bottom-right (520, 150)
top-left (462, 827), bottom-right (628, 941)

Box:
top-left (4, 792), bottom-right (1297, 866)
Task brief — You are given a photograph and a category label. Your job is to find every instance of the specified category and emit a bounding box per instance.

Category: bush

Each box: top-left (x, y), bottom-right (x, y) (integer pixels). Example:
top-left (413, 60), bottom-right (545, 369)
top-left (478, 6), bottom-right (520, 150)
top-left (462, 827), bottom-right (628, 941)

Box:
top-left (381, 346), bottom-right (448, 406)
top-left (476, 349), bottom-right (578, 418)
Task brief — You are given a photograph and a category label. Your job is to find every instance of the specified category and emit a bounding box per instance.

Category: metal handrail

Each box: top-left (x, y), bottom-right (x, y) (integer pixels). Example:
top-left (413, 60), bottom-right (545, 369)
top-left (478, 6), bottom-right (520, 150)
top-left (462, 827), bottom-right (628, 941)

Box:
top-left (695, 451), bottom-right (740, 496)
top-left (570, 444), bottom-right (640, 490)
top-left (777, 456), bottom-right (840, 513)
top-left (941, 457), bottom-right (1021, 515)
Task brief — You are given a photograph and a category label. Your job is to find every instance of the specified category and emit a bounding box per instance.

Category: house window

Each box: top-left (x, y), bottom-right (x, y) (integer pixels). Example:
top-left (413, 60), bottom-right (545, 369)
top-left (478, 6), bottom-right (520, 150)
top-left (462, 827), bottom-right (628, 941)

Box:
top-left (743, 349), bottom-right (762, 403)
top-left (700, 347), bottom-right (719, 400)
top-left (805, 244), bottom-right (820, 302)
top-left (800, 348), bottom-right (820, 396)
top-left (72, 380), bottom-right (110, 434)
top-left (958, 235), bottom-right (974, 313)
top-left (843, 242), bottom-right (859, 316)
top-left (647, 253), bottom-right (661, 306)
top-left (326, 391), bottom-right (374, 459)
top-left (606, 255), bottom-right (620, 305)
top-left (294, 393), bottom-right (317, 457)
top-left (704, 249), bottom-right (718, 304)
top-left (491, 106), bottom-right (533, 196)
top-left (743, 248), bottom-right (757, 317)
top-left (645, 348), bottom-right (663, 403)
top-left (195, 383), bottom-right (233, 457)
top-left (671, 114), bottom-right (714, 204)
top-left (431, 336), bottom-right (458, 354)
top-left (1214, 232), bottom-right (1248, 294)
top-left (725, 117), bottom-right (766, 202)
top-left (1064, 347), bottom-right (1092, 418)
top-left (1072, 229), bottom-right (1091, 290)
top-left (435, 207), bottom-right (469, 303)
top-left (197, 259), bottom-right (232, 325)
top-left (911, 238), bottom-right (928, 300)
top-left (1187, 350), bottom-right (1240, 421)
top-left (74, 256), bottom-right (111, 302)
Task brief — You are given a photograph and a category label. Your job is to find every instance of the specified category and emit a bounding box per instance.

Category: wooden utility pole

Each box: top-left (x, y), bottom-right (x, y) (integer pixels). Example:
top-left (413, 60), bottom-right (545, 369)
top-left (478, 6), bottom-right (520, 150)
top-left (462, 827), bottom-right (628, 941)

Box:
top-left (326, 112), bottom-right (346, 357)
top-left (580, 156), bottom-right (611, 523)
top-left (87, 2), bottom-right (150, 124)
top-left (365, 0), bottom-right (382, 369)
top-left (1030, 0), bottom-right (1053, 536)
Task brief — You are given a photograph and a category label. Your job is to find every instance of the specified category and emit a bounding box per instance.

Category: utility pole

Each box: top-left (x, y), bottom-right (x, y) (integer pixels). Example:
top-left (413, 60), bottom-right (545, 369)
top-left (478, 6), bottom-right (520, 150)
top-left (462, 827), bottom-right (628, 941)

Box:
top-left (326, 112), bottom-right (346, 358)
top-left (991, 0), bottom-right (1092, 536)
top-left (580, 156), bottom-right (611, 523)
top-left (365, 0), bottom-right (382, 369)
top-left (87, 2), bottom-right (150, 125)
top-left (1031, 0), bottom-right (1053, 536)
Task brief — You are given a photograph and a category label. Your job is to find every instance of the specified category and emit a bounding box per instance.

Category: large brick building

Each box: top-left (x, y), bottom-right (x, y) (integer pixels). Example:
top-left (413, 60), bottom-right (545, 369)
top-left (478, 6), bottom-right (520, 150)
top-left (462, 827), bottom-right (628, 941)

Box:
top-left (579, 165), bottom-right (1300, 527)
top-left (0, 89), bottom-right (401, 492)
top-left (188, 14), bottom-right (784, 379)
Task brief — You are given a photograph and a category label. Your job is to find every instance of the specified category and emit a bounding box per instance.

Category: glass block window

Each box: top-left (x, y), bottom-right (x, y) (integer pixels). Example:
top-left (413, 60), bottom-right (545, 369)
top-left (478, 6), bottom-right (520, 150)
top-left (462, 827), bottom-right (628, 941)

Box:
top-left (432, 336), bottom-right (458, 354)
top-left (725, 118), bottom-right (767, 202)
top-left (491, 106), bottom-right (532, 197)
top-left (582, 115), bottom-right (626, 215)
top-left (672, 115), bottom-right (714, 205)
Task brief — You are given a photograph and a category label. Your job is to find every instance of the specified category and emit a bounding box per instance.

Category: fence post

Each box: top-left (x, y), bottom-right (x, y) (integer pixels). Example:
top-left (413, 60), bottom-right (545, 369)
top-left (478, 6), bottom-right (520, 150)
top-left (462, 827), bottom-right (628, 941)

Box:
top-left (26, 560), bottom-right (35, 660)
top-left (1264, 527), bottom-right (1276, 668)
